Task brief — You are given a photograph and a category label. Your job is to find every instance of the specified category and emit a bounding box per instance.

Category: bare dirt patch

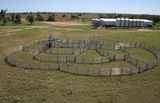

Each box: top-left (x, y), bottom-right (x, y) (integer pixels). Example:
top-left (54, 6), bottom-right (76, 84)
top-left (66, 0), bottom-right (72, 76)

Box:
top-left (137, 29), bottom-right (152, 32)
top-left (42, 22), bottom-right (89, 27)
top-left (121, 29), bottom-right (153, 32)
top-left (30, 26), bottom-right (50, 29)
top-left (53, 27), bottom-right (82, 31)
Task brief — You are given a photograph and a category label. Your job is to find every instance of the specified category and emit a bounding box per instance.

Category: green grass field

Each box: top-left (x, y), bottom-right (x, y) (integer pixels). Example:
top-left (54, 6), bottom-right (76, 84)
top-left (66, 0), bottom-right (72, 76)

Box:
top-left (0, 21), bottom-right (160, 103)
top-left (0, 21), bottom-right (51, 26)
top-left (128, 47), bottom-right (157, 62)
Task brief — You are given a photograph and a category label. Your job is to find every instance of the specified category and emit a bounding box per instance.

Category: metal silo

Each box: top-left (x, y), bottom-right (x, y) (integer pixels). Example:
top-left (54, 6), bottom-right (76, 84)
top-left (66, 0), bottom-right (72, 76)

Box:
top-left (136, 19), bottom-right (139, 27)
top-left (116, 18), bottom-right (120, 27)
top-left (121, 18), bottom-right (125, 27)
top-left (119, 18), bottom-right (122, 27)
top-left (130, 19), bottom-right (134, 27)
top-left (128, 19), bottom-right (132, 27)
top-left (92, 19), bottom-right (100, 27)
top-left (135, 19), bottom-right (137, 27)
top-left (131, 19), bottom-right (134, 27)
top-left (143, 19), bottom-right (153, 27)
top-left (133, 19), bottom-right (136, 27)
top-left (137, 19), bottom-right (141, 27)
top-left (125, 18), bottom-right (129, 27)
top-left (140, 19), bottom-right (144, 27)
top-left (135, 19), bottom-right (139, 27)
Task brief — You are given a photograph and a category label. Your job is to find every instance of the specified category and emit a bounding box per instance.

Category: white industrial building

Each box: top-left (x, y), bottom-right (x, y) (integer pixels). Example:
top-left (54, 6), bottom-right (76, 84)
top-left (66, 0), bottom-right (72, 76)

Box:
top-left (92, 18), bottom-right (153, 27)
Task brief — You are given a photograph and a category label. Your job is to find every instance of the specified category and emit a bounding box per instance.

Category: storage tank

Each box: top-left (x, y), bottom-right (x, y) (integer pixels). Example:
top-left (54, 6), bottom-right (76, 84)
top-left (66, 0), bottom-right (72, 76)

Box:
top-left (119, 18), bottom-right (122, 26)
top-left (92, 18), bottom-right (153, 28)
top-left (131, 19), bottom-right (134, 27)
top-left (100, 18), bottom-right (117, 27)
top-left (136, 19), bottom-right (139, 27)
top-left (128, 19), bottom-right (132, 27)
top-left (92, 19), bottom-right (100, 27)
top-left (125, 18), bottom-right (129, 27)
top-left (116, 18), bottom-right (120, 27)
top-left (143, 19), bottom-right (153, 27)
top-left (135, 19), bottom-right (138, 27)
top-left (100, 19), bottom-right (105, 27)
top-left (138, 19), bottom-right (141, 27)
top-left (137, 19), bottom-right (140, 27)
top-left (133, 19), bottom-right (136, 27)
top-left (140, 20), bottom-right (144, 27)
top-left (121, 18), bottom-right (125, 27)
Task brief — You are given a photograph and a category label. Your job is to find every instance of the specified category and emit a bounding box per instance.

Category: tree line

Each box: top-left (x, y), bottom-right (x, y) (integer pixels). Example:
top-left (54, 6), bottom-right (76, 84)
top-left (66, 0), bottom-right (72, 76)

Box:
top-left (1, 9), bottom-right (160, 25)
top-left (0, 9), bottom-right (55, 25)
top-left (10, 12), bottom-right (160, 23)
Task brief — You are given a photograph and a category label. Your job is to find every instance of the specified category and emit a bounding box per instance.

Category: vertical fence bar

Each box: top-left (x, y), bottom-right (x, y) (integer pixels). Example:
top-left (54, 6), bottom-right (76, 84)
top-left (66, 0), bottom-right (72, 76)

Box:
top-left (114, 55), bottom-right (116, 61)
top-left (83, 56), bottom-right (84, 64)
top-left (136, 59), bottom-right (138, 66)
top-left (67, 64), bottom-right (69, 72)
top-left (138, 67), bottom-right (141, 73)
top-left (130, 68), bottom-right (132, 74)
top-left (110, 68), bottom-right (112, 77)
top-left (76, 64), bottom-right (78, 74)
top-left (99, 68), bottom-right (101, 76)
top-left (146, 63), bottom-right (148, 71)
top-left (121, 68), bottom-right (123, 75)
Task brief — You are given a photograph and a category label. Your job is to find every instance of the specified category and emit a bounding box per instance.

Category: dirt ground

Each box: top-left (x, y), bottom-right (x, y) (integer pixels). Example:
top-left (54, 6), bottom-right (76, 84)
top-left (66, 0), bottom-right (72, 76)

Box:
top-left (137, 29), bottom-right (153, 32)
top-left (42, 21), bottom-right (89, 26)
top-left (30, 26), bottom-right (50, 28)
top-left (121, 28), bottom-right (153, 32)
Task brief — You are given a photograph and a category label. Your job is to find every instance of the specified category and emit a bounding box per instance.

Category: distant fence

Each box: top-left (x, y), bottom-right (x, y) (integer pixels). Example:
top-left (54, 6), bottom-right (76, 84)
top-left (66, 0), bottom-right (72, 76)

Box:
top-left (6, 38), bottom-right (160, 76)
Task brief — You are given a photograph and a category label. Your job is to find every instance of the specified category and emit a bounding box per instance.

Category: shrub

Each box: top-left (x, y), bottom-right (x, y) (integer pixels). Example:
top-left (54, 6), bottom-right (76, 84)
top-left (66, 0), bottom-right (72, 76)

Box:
top-left (27, 15), bottom-right (34, 24)
top-left (48, 15), bottom-right (55, 21)
top-left (11, 14), bottom-right (21, 24)
top-left (35, 14), bottom-right (44, 21)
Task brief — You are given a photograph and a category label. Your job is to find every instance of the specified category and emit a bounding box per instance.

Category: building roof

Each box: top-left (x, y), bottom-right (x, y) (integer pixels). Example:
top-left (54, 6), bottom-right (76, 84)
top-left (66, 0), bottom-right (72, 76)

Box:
top-left (92, 18), bottom-right (153, 23)
top-left (143, 19), bottom-right (153, 22)
top-left (100, 18), bottom-right (117, 22)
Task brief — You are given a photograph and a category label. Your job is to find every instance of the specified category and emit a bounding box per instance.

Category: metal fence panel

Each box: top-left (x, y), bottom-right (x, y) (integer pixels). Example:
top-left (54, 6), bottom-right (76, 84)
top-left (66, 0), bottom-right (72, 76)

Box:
top-left (111, 68), bottom-right (122, 76)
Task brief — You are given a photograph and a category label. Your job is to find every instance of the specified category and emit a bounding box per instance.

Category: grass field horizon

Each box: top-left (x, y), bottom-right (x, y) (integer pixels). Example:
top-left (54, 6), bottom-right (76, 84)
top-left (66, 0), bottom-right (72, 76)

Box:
top-left (0, 21), bottom-right (160, 103)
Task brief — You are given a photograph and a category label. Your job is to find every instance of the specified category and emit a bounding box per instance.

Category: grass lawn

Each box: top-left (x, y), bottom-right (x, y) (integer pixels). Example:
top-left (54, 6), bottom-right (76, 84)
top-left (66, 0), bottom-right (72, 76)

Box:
top-left (128, 47), bottom-right (157, 62)
top-left (104, 49), bottom-right (126, 55)
top-left (0, 21), bottom-right (51, 26)
top-left (79, 50), bottom-right (102, 57)
top-left (0, 22), bottom-right (160, 103)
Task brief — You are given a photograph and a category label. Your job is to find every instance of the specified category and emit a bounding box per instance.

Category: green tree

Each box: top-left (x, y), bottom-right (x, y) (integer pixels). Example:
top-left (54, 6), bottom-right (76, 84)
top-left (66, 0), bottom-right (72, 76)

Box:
top-left (0, 9), bottom-right (8, 25)
top-left (27, 15), bottom-right (34, 24)
top-left (6, 16), bottom-right (11, 21)
top-left (36, 14), bottom-right (44, 21)
top-left (3, 19), bottom-right (6, 25)
top-left (11, 14), bottom-right (16, 23)
top-left (62, 14), bottom-right (66, 18)
top-left (71, 15), bottom-right (79, 20)
top-left (11, 14), bottom-right (21, 24)
top-left (48, 15), bottom-right (55, 21)
top-left (15, 14), bottom-right (21, 24)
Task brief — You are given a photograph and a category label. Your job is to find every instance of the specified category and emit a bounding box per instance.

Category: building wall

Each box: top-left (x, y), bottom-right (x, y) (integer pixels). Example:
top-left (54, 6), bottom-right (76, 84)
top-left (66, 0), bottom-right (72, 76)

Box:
top-left (92, 18), bottom-right (153, 27)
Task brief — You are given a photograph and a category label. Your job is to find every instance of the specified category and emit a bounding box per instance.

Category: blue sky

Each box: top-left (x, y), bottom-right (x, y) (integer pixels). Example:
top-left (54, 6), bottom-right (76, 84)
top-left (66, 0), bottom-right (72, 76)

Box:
top-left (0, 0), bottom-right (160, 15)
